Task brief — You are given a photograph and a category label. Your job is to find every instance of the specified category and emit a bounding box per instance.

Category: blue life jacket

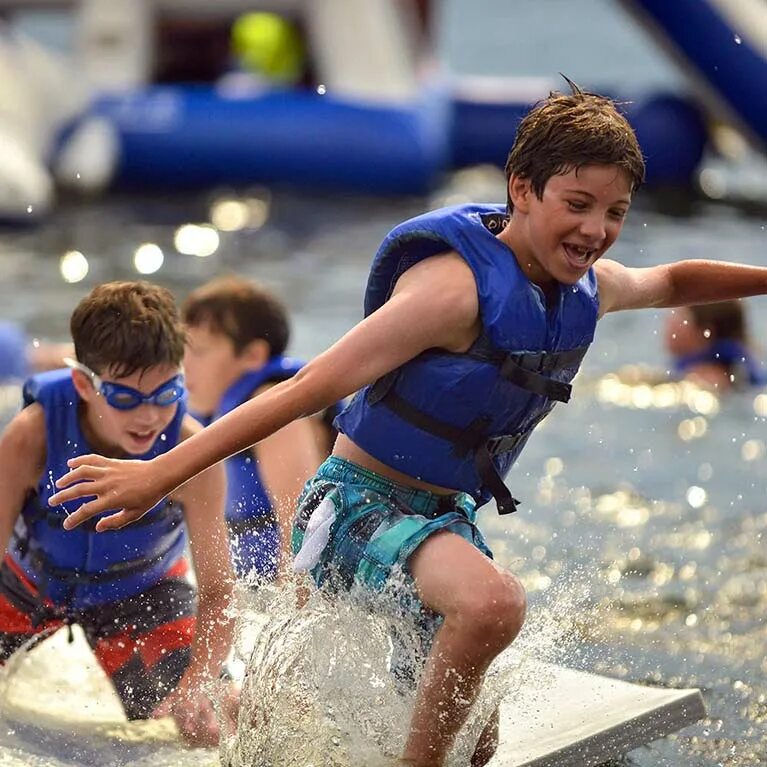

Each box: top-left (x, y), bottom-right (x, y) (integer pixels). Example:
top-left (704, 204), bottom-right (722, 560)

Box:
top-left (335, 204), bottom-right (599, 513)
top-left (674, 339), bottom-right (767, 387)
top-left (213, 356), bottom-right (303, 579)
top-left (10, 369), bottom-right (187, 613)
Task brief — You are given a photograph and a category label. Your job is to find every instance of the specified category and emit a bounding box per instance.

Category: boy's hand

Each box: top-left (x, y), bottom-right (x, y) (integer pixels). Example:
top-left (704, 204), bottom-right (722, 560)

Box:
top-left (152, 680), bottom-right (221, 747)
top-left (49, 454), bottom-right (169, 531)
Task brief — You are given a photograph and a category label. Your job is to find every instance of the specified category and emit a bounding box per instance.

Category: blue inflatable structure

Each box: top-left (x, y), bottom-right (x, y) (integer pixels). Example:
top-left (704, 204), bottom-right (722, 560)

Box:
top-left (620, 0), bottom-right (767, 150)
top-left (70, 82), bottom-right (708, 197)
top-left (53, 0), bottom-right (767, 198)
top-left (82, 86), bottom-right (449, 196)
top-left (450, 88), bottom-right (708, 189)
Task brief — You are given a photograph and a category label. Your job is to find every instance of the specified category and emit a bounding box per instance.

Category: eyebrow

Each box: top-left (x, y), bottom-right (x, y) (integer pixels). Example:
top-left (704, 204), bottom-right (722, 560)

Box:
top-left (564, 189), bottom-right (632, 206)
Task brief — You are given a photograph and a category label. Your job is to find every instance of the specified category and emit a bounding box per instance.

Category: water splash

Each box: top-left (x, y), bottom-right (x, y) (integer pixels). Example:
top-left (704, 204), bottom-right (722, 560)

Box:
top-left (221, 561), bottom-right (601, 767)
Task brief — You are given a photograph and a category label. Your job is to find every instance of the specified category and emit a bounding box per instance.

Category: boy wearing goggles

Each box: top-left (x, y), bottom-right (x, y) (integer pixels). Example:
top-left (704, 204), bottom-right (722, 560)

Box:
top-left (0, 281), bottom-right (234, 747)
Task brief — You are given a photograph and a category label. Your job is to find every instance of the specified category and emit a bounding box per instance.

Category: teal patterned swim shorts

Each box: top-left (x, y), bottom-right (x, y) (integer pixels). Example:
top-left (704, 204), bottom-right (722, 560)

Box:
top-left (291, 455), bottom-right (493, 617)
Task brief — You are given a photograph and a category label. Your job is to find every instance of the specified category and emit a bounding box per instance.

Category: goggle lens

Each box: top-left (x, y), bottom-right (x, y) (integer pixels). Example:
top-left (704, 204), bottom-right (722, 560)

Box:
top-left (102, 376), bottom-right (185, 410)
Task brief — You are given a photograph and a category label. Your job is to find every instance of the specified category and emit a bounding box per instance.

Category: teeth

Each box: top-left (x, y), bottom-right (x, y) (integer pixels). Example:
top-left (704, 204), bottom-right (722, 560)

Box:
top-left (566, 244), bottom-right (590, 262)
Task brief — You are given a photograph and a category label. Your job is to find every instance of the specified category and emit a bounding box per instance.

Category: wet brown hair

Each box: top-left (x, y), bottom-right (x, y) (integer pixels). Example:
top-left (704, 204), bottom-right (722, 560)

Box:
top-left (182, 275), bottom-right (290, 356)
top-left (505, 78), bottom-right (646, 211)
top-left (689, 300), bottom-right (747, 344)
top-left (71, 281), bottom-right (186, 378)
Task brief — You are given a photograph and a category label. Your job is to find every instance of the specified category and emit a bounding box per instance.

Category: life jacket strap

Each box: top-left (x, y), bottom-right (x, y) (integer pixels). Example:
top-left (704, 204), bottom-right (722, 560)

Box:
top-left (498, 356), bottom-right (572, 402)
top-left (469, 341), bottom-right (589, 403)
top-left (367, 382), bottom-right (522, 514)
top-left (28, 527), bottom-right (183, 586)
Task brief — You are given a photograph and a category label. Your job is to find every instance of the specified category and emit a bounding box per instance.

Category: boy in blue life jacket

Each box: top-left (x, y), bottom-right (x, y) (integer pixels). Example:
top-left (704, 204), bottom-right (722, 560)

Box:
top-left (665, 300), bottom-right (767, 390)
top-left (50, 83), bottom-right (767, 766)
top-left (0, 282), bottom-right (234, 747)
top-left (181, 276), bottom-right (325, 583)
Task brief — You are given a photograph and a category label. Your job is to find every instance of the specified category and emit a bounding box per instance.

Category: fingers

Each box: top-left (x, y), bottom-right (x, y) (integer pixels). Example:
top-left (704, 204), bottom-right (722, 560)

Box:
top-left (66, 454), bottom-right (108, 470)
top-left (154, 695), bottom-right (220, 747)
top-left (95, 510), bottom-right (144, 532)
top-left (61, 499), bottom-right (112, 530)
top-left (53, 464), bottom-right (106, 492)
top-left (183, 709), bottom-right (219, 747)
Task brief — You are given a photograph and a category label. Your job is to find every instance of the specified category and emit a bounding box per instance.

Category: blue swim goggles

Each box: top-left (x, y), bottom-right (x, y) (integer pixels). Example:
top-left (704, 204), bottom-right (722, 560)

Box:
top-left (64, 357), bottom-right (185, 411)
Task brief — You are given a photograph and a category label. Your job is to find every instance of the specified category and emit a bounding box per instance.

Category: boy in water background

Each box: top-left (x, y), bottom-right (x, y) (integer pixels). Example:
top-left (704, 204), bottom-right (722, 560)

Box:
top-left (50, 84), bottom-right (767, 766)
top-left (182, 275), bottom-right (325, 582)
top-left (0, 282), bottom-right (234, 746)
top-left (665, 300), bottom-right (766, 390)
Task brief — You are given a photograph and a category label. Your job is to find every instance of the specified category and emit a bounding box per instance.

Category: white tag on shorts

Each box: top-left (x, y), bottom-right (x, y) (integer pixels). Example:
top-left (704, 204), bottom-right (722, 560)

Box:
top-left (293, 496), bottom-right (337, 572)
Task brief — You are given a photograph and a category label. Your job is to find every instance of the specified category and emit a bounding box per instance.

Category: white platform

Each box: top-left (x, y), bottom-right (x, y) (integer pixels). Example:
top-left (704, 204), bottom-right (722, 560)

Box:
top-left (0, 628), bottom-right (705, 766)
top-left (492, 660), bottom-right (705, 767)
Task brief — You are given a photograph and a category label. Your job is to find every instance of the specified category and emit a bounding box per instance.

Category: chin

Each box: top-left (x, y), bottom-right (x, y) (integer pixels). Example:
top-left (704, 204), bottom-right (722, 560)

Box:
top-left (555, 270), bottom-right (586, 286)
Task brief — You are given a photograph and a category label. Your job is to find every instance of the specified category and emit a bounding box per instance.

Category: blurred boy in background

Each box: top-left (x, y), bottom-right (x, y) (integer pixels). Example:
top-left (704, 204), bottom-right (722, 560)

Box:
top-left (182, 276), bottom-right (325, 582)
top-left (665, 300), bottom-right (766, 390)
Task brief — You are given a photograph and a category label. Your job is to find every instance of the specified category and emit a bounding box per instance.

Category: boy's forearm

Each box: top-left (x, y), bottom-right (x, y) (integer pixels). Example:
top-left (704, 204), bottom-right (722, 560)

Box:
top-left (186, 585), bottom-right (235, 682)
top-left (158, 379), bottom-right (313, 494)
top-left (665, 260), bottom-right (767, 307)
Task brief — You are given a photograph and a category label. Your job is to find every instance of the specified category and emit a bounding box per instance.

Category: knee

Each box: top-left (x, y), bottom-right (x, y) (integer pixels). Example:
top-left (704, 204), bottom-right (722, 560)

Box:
top-left (452, 571), bottom-right (526, 652)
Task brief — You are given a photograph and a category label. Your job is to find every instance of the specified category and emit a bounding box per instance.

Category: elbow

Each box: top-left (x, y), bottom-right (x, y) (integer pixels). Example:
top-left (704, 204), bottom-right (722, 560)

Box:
top-left (287, 365), bottom-right (336, 418)
top-left (652, 264), bottom-right (680, 308)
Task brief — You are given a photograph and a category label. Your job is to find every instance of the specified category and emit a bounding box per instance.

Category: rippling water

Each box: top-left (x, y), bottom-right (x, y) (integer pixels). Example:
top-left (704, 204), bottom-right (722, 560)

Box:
top-left (1, 173), bottom-right (765, 765)
top-left (2, 0), bottom-right (767, 762)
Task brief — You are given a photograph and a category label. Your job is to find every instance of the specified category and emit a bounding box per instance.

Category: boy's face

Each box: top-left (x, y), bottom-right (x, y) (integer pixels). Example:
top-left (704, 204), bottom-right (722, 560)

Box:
top-left (74, 363), bottom-right (182, 457)
top-left (184, 323), bottom-right (258, 416)
top-left (511, 164), bottom-right (632, 286)
top-left (664, 307), bottom-right (706, 358)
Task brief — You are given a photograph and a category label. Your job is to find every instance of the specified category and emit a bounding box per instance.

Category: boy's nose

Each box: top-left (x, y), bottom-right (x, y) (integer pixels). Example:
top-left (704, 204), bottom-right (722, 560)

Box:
top-left (132, 403), bottom-right (165, 423)
top-left (579, 213), bottom-right (607, 244)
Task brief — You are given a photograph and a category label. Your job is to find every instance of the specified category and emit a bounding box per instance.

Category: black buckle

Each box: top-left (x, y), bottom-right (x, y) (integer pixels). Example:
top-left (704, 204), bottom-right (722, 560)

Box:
top-left (486, 433), bottom-right (525, 457)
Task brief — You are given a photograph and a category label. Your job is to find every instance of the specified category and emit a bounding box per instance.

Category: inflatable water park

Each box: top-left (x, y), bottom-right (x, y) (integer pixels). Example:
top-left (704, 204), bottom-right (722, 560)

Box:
top-left (0, 0), bottom-right (763, 221)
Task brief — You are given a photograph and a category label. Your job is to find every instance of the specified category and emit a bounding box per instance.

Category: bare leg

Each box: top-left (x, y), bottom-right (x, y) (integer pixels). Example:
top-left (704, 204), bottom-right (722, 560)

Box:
top-left (401, 532), bottom-right (526, 767)
top-left (471, 708), bottom-right (499, 767)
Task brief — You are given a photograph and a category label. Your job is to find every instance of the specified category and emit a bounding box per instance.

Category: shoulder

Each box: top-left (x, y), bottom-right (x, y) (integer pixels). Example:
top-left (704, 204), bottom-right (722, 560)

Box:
top-left (594, 258), bottom-right (630, 316)
top-left (1, 403), bottom-right (47, 479)
top-left (10, 402), bottom-right (46, 441)
top-left (395, 250), bottom-right (478, 314)
top-left (593, 258), bottom-right (626, 287)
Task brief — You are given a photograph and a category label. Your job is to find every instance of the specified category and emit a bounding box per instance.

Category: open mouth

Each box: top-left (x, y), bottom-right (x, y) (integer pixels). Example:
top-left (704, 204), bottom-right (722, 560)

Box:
top-left (562, 243), bottom-right (595, 268)
top-left (127, 429), bottom-right (156, 445)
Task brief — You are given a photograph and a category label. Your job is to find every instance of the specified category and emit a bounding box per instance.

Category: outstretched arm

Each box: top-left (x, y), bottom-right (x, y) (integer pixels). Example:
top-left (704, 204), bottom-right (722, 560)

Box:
top-left (596, 258), bottom-right (767, 316)
top-left (51, 251), bottom-right (481, 530)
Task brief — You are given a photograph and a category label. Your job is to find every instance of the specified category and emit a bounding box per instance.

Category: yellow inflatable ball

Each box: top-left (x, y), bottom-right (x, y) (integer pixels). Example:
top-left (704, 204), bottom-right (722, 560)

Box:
top-left (231, 12), bottom-right (305, 85)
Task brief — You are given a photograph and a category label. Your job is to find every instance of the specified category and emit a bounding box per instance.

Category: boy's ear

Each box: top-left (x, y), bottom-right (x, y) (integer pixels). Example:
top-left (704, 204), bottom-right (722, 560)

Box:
top-left (70, 369), bottom-right (95, 401)
top-left (239, 338), bottom-right (270, 370)
top-left (508, 175), bottom-right (533, 214)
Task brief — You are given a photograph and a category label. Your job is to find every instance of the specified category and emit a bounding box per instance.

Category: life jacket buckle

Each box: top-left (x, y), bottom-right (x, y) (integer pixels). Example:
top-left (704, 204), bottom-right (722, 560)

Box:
top-left (485, 433), bottom-right (525, 457)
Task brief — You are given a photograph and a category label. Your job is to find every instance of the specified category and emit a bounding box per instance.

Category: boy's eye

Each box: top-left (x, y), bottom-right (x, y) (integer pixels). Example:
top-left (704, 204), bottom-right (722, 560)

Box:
top-left (112, 392), bottom-right (139, 407)
top-left (609, 209), bottom-right (628, 220)
top-left (567, 200), bottom-right (588, 211)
